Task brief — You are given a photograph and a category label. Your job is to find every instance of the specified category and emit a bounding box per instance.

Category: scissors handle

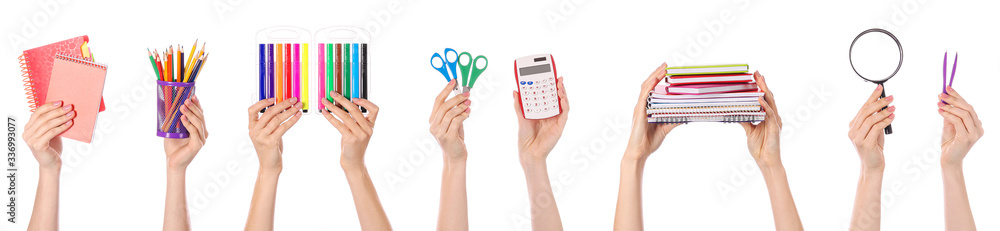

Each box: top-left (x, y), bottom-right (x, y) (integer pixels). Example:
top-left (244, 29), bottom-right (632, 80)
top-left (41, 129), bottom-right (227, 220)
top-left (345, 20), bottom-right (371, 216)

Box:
top-left (430, 53), bottom-right (451, 82)
top-left (444, 48), bottom-right (459, 82)
top-left (457, 52), bottom-right (473, 86)
top-left (467, 55), bottom-right (488, 88)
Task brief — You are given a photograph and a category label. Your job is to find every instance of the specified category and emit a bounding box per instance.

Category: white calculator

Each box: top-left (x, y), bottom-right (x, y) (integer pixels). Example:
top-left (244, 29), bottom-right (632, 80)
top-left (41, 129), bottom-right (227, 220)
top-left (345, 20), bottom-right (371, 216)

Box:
top-left (515, 54), bottom-right (560, 119)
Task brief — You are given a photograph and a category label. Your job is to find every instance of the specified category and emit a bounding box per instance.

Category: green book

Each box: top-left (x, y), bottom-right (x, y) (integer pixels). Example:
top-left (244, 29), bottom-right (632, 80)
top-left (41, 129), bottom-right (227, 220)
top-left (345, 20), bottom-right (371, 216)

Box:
top-left (665, 64), bottom-right (749, 76)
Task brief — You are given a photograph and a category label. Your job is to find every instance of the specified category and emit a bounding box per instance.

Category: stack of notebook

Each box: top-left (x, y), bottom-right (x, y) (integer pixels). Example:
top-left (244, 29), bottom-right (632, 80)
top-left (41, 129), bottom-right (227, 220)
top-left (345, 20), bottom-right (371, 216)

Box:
top-left (646, 64), bottom-right (765, 123)
top-left (19, 36), bottom-right (108, 143)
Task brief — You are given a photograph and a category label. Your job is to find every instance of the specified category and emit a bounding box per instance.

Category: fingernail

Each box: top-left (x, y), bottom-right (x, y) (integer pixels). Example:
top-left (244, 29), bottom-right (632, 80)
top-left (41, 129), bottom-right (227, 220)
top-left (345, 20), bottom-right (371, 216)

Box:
top-left (296, 111), bottom-right (302, 116)
top-left (290, 97), bottom-right (298, 103)
top-left (181, 105), bottom-right (188, 111)
top-left (65, 111), bottom-right (75, 117)
top-left (192, 95), bottom-right (198, 101)
top-left (331, 91), bottom-right (340, 97)
top-left (876, 85), bottom-right (882, 90)
top-left (62, 105), bottom-right (72, 111)
top-left (885, 95), bottom-right (893, 101)
top-left (939, 108), bottom-right (946, 113)
top-left (887, 106), bottom-right (895, 112)
top-left (463, 92), bottom-right (471, 97)
top-left (267, 98), bottom-right (275, 102)
top-left (464, 100), bottom-right (471, 105)
top-left (888, 114), bottom-right (895, 119)
top-left (940, 93), bottom-right (949, 98)
top-left (947, 86), bottom-right (954, 92)
top-left (52, 101), bottom-right (62, 106)
top-left (351, 98), bottom-right (358, 102)
top-left (938, 102), bottom-right (946, 107)
top-left (465, 108), bottom-right (471, 112)
top-left (65, 120), bottom-right (72, 125)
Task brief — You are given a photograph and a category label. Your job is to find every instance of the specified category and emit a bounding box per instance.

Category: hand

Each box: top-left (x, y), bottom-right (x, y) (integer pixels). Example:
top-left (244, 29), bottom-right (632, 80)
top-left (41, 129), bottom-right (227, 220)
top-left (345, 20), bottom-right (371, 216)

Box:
top-left (164, 95), bottom-right (208, 170)
top-left (938, 87), bottom-right (984, 168)
top-left (624, 63), bottom-right (680, 161)
top-left (848, 85), bottom-right (895, 171)
top-left (429, 79), bottom-right (471, 160)
top-left (24, 101), bottom-right (75, 170)
top-left (740, 71), bottom-right (783, 168)
top-left (513, 77), bottom-right (570, 163)
top-left (247, 98), bottom-right (303, 171)
top-left (320, 92), bottom-right (380, 168)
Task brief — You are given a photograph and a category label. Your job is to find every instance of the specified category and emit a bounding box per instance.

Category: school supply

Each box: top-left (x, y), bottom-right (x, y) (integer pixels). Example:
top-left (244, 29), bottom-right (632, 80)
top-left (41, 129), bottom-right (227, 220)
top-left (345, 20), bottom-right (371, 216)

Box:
top-left (430, 48), bottom-right (488, 94)
top-left (849, 28), bottom-right (902, 135)
top-left (942, 52), bottom-right (957, 97)
top-left (18, 35), bottom-right (106, 112)
top-left (514, 54), bottom-right (560, 119)
top-left (149, 40), bottom-right (209, 138)
top-left (664, 64), bottom-right (748, 76)
top-left (45, 54), bottom-right (108, 143)
top-left (647, 63), bottom-right (764, 124)
top-left (256, 26), bottom-right (371, 114)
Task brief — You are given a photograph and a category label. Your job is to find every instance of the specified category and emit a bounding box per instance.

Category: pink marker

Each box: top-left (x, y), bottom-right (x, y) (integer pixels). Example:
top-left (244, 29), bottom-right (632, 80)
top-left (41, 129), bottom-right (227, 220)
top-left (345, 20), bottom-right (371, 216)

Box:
top-left (318, 43), bottom-right (326, 111)
top-left (293, 44), bottom-right (301, 103)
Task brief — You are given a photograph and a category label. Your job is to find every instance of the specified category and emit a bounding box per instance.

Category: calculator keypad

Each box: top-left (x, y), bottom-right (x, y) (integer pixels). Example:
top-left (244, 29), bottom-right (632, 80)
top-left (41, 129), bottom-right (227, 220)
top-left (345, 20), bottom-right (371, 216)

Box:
top-left (519, 77), bottom-right (559, 119)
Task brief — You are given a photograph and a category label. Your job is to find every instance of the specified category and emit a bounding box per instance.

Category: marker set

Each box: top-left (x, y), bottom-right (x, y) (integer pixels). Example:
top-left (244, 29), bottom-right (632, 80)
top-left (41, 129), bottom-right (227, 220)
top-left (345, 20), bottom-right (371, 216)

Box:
top-left (256, 26), bottom-right (371, 114)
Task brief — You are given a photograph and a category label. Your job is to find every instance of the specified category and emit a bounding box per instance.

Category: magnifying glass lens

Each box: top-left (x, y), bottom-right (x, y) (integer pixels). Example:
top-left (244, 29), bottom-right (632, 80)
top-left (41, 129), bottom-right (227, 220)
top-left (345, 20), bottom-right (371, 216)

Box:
top-left (850, 33), bottom-right (902, 82)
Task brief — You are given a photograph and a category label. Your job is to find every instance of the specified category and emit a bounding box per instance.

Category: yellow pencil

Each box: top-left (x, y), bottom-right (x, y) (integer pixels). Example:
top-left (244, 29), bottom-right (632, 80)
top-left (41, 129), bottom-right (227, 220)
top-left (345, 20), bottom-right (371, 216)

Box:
top-left (184, 42), bottom-right (206, 82)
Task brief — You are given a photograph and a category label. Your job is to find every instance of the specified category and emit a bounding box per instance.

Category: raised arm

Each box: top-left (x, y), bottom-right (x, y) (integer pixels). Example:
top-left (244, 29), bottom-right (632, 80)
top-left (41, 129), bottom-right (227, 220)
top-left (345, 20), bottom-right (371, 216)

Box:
top-left (614, 63), bottom-right (681, 230)
top-left (739, 72), bottom-right (802, 230)
top-left (163, 95), bottom-right (209, 231)
top-left (512, 76), bottom-right (570, 231)
top-left (25, 101), bottom-right (74, 231)
top-left (847, 85), bottom-right (895, 230)
top-left (244, 98), bottom-right (302, 231)
top-left (938, 87), bottom-right (983, 230)
top-left (321, 93), bottom-right (391, 230)
top-left (429, 79), bottom-right (471, 230)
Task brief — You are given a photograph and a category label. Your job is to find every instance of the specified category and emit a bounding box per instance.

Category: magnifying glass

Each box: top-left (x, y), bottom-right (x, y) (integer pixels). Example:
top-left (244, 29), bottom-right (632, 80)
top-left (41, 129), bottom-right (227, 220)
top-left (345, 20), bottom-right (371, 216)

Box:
top-left (849, 28), bottom-right (902, 135)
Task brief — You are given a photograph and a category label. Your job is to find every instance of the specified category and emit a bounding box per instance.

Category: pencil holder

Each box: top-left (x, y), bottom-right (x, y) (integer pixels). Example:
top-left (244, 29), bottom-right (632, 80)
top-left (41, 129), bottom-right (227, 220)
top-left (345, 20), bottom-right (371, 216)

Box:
top-left (157, 80), bottom-right (196, 138)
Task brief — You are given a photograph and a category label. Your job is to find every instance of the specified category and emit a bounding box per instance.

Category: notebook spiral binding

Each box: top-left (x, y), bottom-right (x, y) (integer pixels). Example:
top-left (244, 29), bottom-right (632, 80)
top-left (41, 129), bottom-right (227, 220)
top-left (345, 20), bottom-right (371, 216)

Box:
top-left (19, 53), bottom-right (38, 112)
top-left (647, 105), bottom-right (761, 114)
top-left (647, 115), bottom-right (764, 124)
top-left (55, 53), bottom-right (107, 70)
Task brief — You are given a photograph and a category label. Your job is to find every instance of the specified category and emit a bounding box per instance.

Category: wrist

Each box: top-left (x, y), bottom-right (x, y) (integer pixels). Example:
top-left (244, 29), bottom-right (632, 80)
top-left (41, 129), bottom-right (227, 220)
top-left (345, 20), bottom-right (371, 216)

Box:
top-left (444, 150), bottom-right (468, 164)
top-left (941, 161), bottom-right (963, 172)
top-left (622, 148), bottom-right (648, 165)
top-left (38, 165), bottom-right (61, 177)
top-left (519, 151), bottom-right (547, 166)
top-left (259, 164), bottom-right (282, 177)
top-left (341, 157), bottom-right (365, 172)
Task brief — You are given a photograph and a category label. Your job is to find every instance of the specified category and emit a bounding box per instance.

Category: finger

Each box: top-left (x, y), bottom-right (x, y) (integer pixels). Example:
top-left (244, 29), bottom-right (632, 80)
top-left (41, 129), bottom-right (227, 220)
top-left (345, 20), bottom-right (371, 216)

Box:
top-left (441, 101), bottom-right (470, 129)
top-left (938, 102), bottom-right (976, 134)
top-left (431, 93), bottom-right (470, 126)
top-left (852, 96), bottom-right (893, 131)
top-left (179, 115), bottom-right (202, 143)
top-left (864, 114), bottom-right (895, 143)
top-left (181, 104), bottom-right (206, 141)
top-left (861, 106), bottom-right (895, 140)
top-left (38, 120), bottom-right (73, 143)
top-left (320, 103), bottom-right (351, 135)
top-left (184, 99), bottom-right (206, 125)
top-left (331, 93), bottom-right (372, 134)
top-left (940, 89), bottom-right (979, 123)
top-left (325, 97), bottom-right (362, 134)
top-left (758, 96), bottom-right (778, 127)
top-left (28, 101), bottom-right (64, 125)
top-left (939, 108), bottom-right (969, 135)
top-left (248, 98), bottom-right (275, 129)
top-left (254, 98), bottom-right (296, 132)
top-left (352, 98), bottom-right (380, 124)
top-left (31, 109), bottom-right (75, 141)
top-left (445, 111), bottom-right (470, 137)
top-left (434, 79), bottom-right (458, 110)
top-left (557, 77), bottom-right (569, 114)
top-left (263, 102), bottom-right (302, 135)
top-left (273, 110), bottom-right (303, 137)
top-left (31, 103), bottom-right (73, 134)
top-left (639, 63), bottom-right (668, 104)
top-left (755, 71), bottom-right (778, 111)
top-left (512, 90), bottom-right (526, 119)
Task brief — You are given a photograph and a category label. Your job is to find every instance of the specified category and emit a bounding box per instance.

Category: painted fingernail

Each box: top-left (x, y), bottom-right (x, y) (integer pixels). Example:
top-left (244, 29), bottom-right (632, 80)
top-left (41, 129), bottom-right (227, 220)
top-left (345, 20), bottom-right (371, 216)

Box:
top-left (464, 100), bottom-right (471, 105)
top-left (65, 111), bottom-right (75, 117)
top-left (876, 85), bottom-right (882, 90)
top-left (62, 105), bottom-right (72, 111)
top-left (887, 106), bottom-right (895, 112)
top-left (465, 108), bottom-right (471, 113)
top-left (938, 102), bottom-right (946, 107)
top-left (267, 98), bottom-right (275, 102)
top-left (351, 98), bottom-right (358, 102)
top-left (289, 97), bottom-right (298, 103)
top-left (463, 92), bottom-right (471, 97)
top-left (52, 101), bottom-right (62, 106)
top-left (941, 93), bottom-right (949, 98)
top-left (888, 113), bottom-right (895, 119)
top-left (939, 108), bottom-right (946, 113)
top-left (65, 120), bottom-right (72, 125)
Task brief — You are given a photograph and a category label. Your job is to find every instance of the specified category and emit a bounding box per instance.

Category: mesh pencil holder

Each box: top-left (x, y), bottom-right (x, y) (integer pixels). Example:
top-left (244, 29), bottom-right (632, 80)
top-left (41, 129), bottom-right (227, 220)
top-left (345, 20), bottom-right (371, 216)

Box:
top-left (157, 81), bottom-right (196, 138)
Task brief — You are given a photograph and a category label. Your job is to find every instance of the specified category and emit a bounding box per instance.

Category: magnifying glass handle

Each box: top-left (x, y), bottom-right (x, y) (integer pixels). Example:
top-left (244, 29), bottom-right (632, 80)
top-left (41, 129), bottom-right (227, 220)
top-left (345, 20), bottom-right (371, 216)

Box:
top-left (880, 85), bottom-right (893, 135)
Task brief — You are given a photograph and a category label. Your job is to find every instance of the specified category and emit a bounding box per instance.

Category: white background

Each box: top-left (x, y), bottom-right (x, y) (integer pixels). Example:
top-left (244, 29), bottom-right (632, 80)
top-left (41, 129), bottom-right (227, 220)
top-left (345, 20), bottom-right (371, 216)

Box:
top-left (2, 0), bottom-right (998, 230)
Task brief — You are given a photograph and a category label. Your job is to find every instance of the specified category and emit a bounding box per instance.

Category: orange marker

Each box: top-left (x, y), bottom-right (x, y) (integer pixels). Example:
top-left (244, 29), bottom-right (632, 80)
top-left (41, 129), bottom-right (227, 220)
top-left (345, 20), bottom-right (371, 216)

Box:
top-left (275, 44), bottom-right (284, 102)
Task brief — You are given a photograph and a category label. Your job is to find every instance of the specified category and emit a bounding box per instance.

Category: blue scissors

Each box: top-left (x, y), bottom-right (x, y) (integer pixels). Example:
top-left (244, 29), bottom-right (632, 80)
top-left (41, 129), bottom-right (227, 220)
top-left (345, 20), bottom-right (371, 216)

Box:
top-left (430, 48), bottom-right (459, 82)
top-left (943, 52), bottom-right (957, 98)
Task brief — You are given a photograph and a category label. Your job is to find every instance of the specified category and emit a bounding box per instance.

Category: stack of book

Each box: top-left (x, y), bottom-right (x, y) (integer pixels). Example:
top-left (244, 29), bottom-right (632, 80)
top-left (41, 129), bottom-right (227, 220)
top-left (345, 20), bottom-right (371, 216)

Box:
top-left (646, 64), bottom-right (765, 123)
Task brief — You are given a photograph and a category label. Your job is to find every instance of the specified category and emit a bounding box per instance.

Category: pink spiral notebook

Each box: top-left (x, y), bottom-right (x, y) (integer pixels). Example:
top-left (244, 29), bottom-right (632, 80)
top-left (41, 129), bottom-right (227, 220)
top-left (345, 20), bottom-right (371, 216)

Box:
top-left (44, 54), bottom-right (108, 143)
